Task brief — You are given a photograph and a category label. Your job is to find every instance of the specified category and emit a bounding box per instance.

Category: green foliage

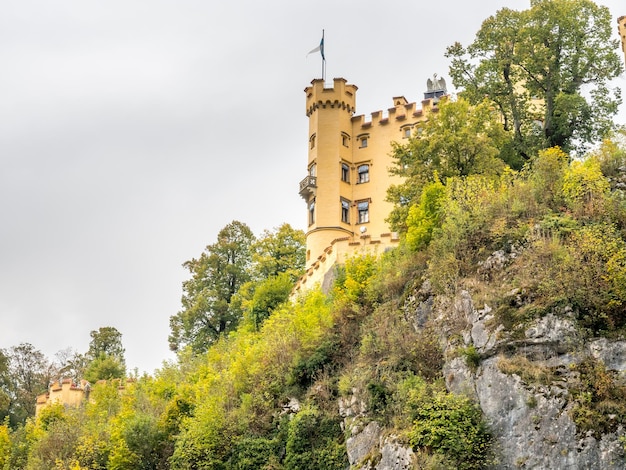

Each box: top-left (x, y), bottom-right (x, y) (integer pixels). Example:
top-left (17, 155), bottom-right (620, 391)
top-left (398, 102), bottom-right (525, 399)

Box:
top-left (241, 273), bottom-right (294, 331)
top-left (387, 98), bottom-right (508, 230)
top-left (284, 405), bottom-right (347, 470)
top-left (84, 353), bottom-right (126, 383)
top-left (562, 157), bottom-right (610, 218)
top-left (460, 345), bottom-right (481, 372)
top-left (170, 289), bottom-right (335, 469)
top-left (595, 129), bottom-right (626, 186)
top-left (332, 254), bottom-right (378, 314)
top-left (525, 147), bottom-right (568, 209)
top-left (426, 174), bottom-right (504, 291)
top-left (570, 358), bottom-right (626, 436)
top-left (536, 223), bottom-right (626, 331)
top-left (3, 343), bottom-right (52, 427)
top-left (26, 416), bottom-right (81, 470)
top-left (447, 0), bottom-right (622, 157)
top-left (87, 327), bottom-right (125, 365)
top-left (169, 220), bottom-right (255, 354)
top-left (228, 436), bottom-right (280, 470)
top-left (289, 337), bottom-right (337, 389)
top-left (251, 223), bottom-right (306, 281)
top-left (406, 179), bottom-right (446, 251)
top-left (400, 375), bottom-right (492, 470)
top-left (0, 422), bottom-right (10, 470)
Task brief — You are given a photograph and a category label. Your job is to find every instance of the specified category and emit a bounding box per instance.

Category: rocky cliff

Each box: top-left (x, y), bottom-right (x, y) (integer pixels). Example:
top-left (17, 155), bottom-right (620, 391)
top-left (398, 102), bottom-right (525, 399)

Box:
top-left (341, 248), bottom-right (626, 469)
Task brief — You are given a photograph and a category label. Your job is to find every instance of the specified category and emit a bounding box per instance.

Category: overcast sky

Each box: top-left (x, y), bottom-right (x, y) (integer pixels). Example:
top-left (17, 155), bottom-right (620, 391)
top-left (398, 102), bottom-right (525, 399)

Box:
top-left (1, 0), bottom-right (625, 375)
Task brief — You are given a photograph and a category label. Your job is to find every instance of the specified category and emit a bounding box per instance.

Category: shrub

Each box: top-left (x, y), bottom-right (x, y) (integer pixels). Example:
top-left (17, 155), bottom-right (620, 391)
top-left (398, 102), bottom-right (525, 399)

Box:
top-left (284, 405), bottom-right (347, 470)
top-left (398, 375), bottom-right (492, 470)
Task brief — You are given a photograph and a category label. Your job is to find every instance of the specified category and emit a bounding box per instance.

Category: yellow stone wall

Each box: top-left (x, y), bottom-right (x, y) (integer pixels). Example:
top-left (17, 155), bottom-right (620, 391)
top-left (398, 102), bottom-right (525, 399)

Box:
top-left (300, 77), bottom-right (437, 277)
top-left (35, 379), bottom-right (90, 416)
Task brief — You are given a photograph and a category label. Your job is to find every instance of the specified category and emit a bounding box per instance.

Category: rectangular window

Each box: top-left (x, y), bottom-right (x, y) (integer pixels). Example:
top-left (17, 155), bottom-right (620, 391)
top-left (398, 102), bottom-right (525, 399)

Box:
top-left (341, 199), bottom-right (350, 224)
top-left (309, 163), bottom-right (316, 177)
top-left (342, 133), bottom-right (350, 147)
top-left (357, 164), bottom-right (370, 184)
top-left (309, 199), bottom-right (315, 225)
top-left (360, 137), bottom-right (368, 148)
top-left (341, 163), bottom-right (350, 183)
top-left (403, 127), bottom-right (412, 138)
top-left (357, 201), bottom-right (369, 224)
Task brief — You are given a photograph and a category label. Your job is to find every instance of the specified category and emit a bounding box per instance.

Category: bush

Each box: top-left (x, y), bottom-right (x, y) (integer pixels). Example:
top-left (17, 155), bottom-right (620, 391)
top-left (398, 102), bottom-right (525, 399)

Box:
top-left (399, 375), bottom-right (492, 470)
top-left (284, 405), bottom-right (347, 470)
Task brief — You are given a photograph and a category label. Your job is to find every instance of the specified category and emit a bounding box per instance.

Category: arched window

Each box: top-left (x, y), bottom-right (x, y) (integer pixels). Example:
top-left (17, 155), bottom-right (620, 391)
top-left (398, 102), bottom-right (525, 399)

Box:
top-left (341, 199), bottom-right (350, 223)
top-left (357, 164), bottom-right (370, 184)
top-left (341, 163), bottom-right (350, 183)
top-left (357, 200), bottom-right (369, 224)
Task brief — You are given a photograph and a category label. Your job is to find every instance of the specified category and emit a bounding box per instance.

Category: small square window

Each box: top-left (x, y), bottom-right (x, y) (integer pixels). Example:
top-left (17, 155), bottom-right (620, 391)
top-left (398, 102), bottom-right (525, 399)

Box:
top-left (360, 138), bottom-right (368, 148)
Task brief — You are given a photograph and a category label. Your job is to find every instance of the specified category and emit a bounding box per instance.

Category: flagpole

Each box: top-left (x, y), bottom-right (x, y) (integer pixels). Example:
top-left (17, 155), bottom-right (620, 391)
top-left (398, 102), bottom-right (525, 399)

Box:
top-left (321, 29), bottom-right (326, 82)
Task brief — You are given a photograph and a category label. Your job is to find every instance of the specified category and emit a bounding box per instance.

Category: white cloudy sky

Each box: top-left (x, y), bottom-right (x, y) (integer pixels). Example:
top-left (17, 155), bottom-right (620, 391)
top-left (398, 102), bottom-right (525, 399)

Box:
top-left (1, 0), bottom-right (625, 374)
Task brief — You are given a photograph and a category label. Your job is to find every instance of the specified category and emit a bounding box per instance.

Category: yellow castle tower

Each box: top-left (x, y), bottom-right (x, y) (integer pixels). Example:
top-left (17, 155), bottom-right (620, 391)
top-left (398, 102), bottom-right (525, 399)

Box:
top-left (295, 77), bottom-right (445, 292)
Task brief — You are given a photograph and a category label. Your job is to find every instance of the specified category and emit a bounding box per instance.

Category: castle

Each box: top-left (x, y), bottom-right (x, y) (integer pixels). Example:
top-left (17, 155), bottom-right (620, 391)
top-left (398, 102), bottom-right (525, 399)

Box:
top-left (35, 378), bottom-right (135, 416)
top-left (293, 76), bottom-right (445, 293)
top-left (35, 378), bottom-right (91, 416)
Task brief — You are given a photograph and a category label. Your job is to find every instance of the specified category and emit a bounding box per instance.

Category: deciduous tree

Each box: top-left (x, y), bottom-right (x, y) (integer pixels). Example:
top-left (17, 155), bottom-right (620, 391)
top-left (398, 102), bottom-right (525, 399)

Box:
top-left (3, 343), bottom-right (52, 425)
top-left (252, 223), bottom-right (305, 281)
top-left (169, 220), bottom-right (255, 354)
top-left (387, 98), bottom-right (508, 231)
top-left (446, 0), bottom-right (622, 158)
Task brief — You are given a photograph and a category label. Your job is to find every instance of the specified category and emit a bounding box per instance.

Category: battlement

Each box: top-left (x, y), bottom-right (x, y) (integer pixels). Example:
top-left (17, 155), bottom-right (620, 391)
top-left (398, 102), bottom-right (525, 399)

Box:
top-left (292, 231), bottom-right (400, 296)
top-left (305, 78), bottom-right (357, 117)
top-left (351, 97), bottom-right (435, 128)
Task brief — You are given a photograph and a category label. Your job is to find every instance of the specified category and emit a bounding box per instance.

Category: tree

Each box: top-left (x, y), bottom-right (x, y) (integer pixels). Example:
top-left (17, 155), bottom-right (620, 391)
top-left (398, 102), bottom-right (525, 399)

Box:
top-left (169, 220), bottom-right (255, 354)
top-left (0, 351), bottom-right (10, 423)
top-left (447, 0), bottom-right (622, 158)
top-left (82, 327), bottom-right (126, 382)
top-left (87, 327), bottom-right (125, 363)
top-left (54, 347), bottom-right (89, 384)
top-left (251, 223), bottom-right (306, 281)
top-left (3, 343), bottom-right (52, 425)
top-left (387, 98), bottom-right (508, 231)
top-left (84, 354), bottom-right (126, 383)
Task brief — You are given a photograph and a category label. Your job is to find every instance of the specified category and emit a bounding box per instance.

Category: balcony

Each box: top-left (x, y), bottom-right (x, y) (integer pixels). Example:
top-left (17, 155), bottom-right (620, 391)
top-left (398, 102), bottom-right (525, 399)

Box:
top-left (299, 175), bottom-right (317, 200)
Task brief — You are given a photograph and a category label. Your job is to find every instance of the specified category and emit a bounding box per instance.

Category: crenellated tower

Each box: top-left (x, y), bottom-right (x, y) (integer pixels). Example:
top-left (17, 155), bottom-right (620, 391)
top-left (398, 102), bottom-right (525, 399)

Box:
top-left (301, 78), bottom-right (358, 267)
top-left (296, 76), bottom-right (443, 292)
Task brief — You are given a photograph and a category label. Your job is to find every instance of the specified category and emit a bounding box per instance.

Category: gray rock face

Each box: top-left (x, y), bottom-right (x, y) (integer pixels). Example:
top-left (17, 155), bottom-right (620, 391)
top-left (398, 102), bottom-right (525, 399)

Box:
top-left (443, 291), bottom-right (626, 469)
top-left (376, 438), bottom-right (414, 470)
top-left (344, 421), bottom-right (415, 470)
top-left (346, 421), bottom-right (381, 467)
top-left (344, 273), bottom-right (626, 469)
